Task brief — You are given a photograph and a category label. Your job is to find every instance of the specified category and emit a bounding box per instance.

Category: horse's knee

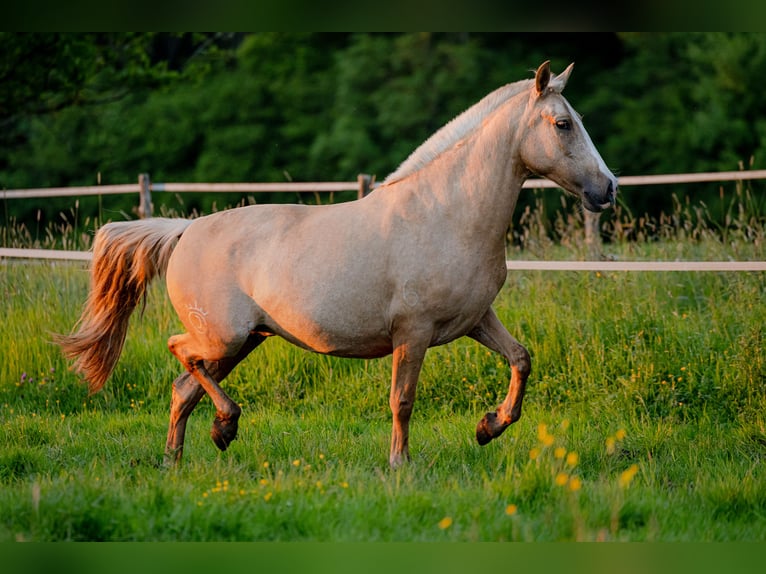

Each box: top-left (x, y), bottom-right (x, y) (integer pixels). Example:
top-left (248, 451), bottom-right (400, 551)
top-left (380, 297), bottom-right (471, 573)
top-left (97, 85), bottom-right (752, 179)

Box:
top-left (513, 346), bottom-right (531, 378)
top-left (390, 398), bottom-right (414, 419)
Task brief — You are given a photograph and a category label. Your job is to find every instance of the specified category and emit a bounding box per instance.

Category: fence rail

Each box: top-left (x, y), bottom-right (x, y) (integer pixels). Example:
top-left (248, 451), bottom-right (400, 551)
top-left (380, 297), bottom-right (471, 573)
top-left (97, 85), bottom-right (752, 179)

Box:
top-left (4, 169), bottom-right (766, 199)
top-left (505, 260), bottom-right (766, 271)
top-left (1, 247), bottom-right (764, 271)
top-left (2, 170), bottom-right (765, 270)
top-left (0, 248), bottom-right (92, 261)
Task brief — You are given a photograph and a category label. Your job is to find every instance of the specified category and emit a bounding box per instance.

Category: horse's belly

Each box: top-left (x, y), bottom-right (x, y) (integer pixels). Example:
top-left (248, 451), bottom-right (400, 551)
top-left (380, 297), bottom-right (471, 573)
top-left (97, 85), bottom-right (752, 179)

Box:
top-left (256, 296), bottom-right (393, 359)
top-left (270, 321), bottom-right (393, 359)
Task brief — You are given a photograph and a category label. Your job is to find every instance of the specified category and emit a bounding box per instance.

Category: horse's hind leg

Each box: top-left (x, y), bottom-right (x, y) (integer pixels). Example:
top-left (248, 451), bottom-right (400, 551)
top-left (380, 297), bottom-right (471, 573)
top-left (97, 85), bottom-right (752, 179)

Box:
top-left (468, 308), bottom-right (531, 445)
top-left (167, 333), bottom-right (264, 455)
top-left (164, 371), bottom-right (206, 466)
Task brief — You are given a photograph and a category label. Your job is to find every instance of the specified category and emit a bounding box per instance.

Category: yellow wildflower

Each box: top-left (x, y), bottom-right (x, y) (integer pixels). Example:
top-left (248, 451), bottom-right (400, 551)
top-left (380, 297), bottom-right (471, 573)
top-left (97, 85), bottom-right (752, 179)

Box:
top-left (615, 428), bottom-right (627, 441)
top-left (292, 459), bottom-right (301, 467)
top-left (437, 517), bottom-right (453, 530)
top-left (537, 423), bottom-right (548, 442)
top-left (529, 447), bottom-right (541, 461)
top-left (505, 504), bottom-right (518, 516)
top-left (569, 476), bottom-right (582, 492)
top-left (554, 447), bottom-right (566, 459)
top-left (555, 473), bottom-right (569, 486)
top-left (566, 452), bottom-right (579, 467)
top-left (619, 464), bottom-right (639, 489)
top-left (606, 436), bottom-right (616, 454)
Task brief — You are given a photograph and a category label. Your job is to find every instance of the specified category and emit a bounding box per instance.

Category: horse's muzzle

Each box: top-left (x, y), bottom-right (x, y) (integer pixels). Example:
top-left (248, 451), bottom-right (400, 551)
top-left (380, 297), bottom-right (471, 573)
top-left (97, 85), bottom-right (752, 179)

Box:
top-left (583, 180), bottom-right (617, 212)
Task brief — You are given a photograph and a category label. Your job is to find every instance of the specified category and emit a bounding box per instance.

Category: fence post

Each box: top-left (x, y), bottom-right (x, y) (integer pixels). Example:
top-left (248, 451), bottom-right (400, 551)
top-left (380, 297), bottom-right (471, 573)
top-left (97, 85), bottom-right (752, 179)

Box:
top-left (357, 173), bottom-right (373, 199)
top-left (584, 210), bottom-right (601, 260)
top-left (138, 173), bottom-right (153, 218)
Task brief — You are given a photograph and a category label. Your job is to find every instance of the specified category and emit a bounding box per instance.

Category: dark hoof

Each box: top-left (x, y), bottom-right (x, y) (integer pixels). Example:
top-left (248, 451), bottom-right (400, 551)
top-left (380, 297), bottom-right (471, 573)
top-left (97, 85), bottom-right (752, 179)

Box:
top-left (476, 412), bottom-right (498, 446)
top-left (476, 411), bottom-right (512, 446)
top-left (211, 413), bottom-right (240, 452)
top-left (163, 446), bottom-right (183, 468)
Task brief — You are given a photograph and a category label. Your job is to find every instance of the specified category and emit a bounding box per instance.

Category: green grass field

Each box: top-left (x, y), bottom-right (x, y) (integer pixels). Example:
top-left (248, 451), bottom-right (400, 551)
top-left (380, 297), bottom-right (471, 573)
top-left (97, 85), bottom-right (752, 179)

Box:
top-left (1, 196), bottom-right (765, 541)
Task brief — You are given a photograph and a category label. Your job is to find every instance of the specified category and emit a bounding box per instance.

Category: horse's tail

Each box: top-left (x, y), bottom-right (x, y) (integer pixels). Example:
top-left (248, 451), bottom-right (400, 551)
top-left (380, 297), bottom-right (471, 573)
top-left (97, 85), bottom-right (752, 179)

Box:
top-left (55, 218), bottom-right (193, 394)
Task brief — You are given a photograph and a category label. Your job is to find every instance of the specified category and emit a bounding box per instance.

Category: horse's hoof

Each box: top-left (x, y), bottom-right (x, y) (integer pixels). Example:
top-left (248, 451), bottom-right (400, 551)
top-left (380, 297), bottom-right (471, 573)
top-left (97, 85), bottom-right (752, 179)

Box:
top-left (389, 451), bottom-right (411, 469)
top-left (162, 447), bottom-right (183, 468)
top-left (211, 414), bottom-right (239, 452)
top-left (476, 412), bottom-right (497, 446)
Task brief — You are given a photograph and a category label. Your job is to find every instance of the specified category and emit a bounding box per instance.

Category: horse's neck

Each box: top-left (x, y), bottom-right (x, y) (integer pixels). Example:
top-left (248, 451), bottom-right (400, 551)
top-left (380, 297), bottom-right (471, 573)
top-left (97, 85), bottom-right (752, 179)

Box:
top-left (413, 94), bottom-right (529, 240)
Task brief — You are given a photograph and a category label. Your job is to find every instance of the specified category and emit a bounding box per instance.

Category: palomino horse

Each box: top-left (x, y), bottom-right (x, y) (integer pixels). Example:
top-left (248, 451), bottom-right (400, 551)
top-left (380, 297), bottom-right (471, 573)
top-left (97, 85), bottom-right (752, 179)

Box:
top-left (58, 61), bottom-right (617, 467)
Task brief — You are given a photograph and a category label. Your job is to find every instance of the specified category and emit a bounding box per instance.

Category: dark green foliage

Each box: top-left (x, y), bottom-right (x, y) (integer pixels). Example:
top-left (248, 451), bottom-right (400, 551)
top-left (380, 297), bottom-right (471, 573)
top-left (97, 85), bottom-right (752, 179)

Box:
top-left (584, 33), bottom-right (766, 217)
top-left (5, 32), bottom-right (766, 234)
top-left (4, 32), bottom-right (622, 224)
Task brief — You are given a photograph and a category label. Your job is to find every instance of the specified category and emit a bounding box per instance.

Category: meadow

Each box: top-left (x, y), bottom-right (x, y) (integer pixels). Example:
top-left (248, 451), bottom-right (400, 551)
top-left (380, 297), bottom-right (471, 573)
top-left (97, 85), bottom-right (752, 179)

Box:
top-left (1, 190), bottom-right (765, 542)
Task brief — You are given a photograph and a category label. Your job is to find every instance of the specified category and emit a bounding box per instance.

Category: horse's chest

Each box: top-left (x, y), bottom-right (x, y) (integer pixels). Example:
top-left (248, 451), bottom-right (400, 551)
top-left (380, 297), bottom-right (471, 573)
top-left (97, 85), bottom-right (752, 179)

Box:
top-left (398, 264), bottom-right (504, 344)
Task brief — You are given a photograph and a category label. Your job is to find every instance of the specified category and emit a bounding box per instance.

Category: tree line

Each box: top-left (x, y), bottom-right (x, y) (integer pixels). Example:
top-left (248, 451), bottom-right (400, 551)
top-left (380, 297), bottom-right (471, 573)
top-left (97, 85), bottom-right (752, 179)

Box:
top-left (2, 32), bottom-right (765, 228)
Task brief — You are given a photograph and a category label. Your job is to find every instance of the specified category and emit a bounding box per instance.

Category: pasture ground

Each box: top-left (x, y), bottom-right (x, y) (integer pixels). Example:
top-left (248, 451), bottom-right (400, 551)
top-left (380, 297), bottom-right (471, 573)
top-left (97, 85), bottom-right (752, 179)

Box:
top-left (1, 228), bottom-right (764, 542)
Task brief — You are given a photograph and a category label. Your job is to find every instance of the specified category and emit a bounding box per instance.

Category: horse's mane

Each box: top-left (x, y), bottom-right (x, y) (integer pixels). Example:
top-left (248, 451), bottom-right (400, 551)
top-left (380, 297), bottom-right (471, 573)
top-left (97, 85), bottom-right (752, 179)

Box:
top-left (382, 78), bottom-right (534, 186)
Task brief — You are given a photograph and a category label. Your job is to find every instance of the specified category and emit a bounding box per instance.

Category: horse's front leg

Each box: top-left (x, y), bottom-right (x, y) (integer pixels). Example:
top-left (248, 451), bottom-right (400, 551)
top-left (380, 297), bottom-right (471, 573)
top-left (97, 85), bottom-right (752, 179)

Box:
top-left (389, 335), bottom-right (429, 468)
top-left (468, 307), bottom-right (531, 445)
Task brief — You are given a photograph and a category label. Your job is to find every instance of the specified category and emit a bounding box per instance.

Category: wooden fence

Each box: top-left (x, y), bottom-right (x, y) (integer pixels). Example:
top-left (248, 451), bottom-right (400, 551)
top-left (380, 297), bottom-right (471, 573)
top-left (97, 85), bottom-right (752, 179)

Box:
top-left (2, 170), bottom-right (766, 271)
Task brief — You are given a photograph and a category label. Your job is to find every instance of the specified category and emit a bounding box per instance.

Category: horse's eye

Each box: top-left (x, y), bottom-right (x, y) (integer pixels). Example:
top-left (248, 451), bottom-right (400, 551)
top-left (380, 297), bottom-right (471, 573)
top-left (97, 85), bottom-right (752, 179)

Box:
top-left (555, 119), bottom-right (571, 131)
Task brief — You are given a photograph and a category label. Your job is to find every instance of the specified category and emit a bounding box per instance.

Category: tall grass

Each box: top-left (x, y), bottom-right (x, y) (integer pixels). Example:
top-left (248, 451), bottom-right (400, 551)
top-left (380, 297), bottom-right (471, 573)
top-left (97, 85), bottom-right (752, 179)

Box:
top-left (511, 179), bottom-right (764, 258)
top-left (1, 188), bottom-right (764, 541)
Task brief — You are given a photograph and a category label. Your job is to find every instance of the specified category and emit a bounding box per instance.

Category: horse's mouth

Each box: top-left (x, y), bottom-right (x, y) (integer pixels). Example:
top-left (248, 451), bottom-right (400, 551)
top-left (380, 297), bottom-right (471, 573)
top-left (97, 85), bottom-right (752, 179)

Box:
top-left (583, 181), bottom-right (617, 212)
top-left (583, 197), bottom-right (614, 213)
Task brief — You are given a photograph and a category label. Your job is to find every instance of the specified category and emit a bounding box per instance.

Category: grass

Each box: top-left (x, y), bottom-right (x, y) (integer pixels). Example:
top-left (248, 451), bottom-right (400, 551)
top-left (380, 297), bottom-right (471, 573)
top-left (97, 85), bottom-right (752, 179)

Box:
top-left (1, 191), bottom-right (765, 541)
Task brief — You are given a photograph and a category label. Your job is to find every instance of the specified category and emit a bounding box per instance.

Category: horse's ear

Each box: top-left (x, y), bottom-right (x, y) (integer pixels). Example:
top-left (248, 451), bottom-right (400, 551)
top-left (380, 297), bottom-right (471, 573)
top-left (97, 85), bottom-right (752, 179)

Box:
top-left (535, 61), bottom-right (551, 95)
top-left (551, 62), bottom-right (574, 92)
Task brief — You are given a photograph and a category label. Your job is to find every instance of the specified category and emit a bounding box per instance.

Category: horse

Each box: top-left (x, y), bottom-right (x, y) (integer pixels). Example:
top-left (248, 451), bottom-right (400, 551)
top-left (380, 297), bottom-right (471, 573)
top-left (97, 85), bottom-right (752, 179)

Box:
top-left (57, 61), bottom-right (617, 468)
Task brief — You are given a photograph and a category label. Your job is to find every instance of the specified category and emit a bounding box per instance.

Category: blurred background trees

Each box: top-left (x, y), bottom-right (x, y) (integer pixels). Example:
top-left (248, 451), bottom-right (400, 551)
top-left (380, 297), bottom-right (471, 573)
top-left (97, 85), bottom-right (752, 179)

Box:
top-left (2, 32), bottom-right (765, 227)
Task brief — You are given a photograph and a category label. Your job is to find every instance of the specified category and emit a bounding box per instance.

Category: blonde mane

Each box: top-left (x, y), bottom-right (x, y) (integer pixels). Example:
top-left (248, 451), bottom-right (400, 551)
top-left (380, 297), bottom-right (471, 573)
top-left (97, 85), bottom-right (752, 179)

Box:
top-left (382, 78), bottom-right (533, 185)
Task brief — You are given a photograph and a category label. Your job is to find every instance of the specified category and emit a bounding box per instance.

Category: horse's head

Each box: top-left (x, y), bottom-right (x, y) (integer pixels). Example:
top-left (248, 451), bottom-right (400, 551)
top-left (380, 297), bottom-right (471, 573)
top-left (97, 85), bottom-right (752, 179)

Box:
top-left (519, 61), bottom-right (618, 212)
